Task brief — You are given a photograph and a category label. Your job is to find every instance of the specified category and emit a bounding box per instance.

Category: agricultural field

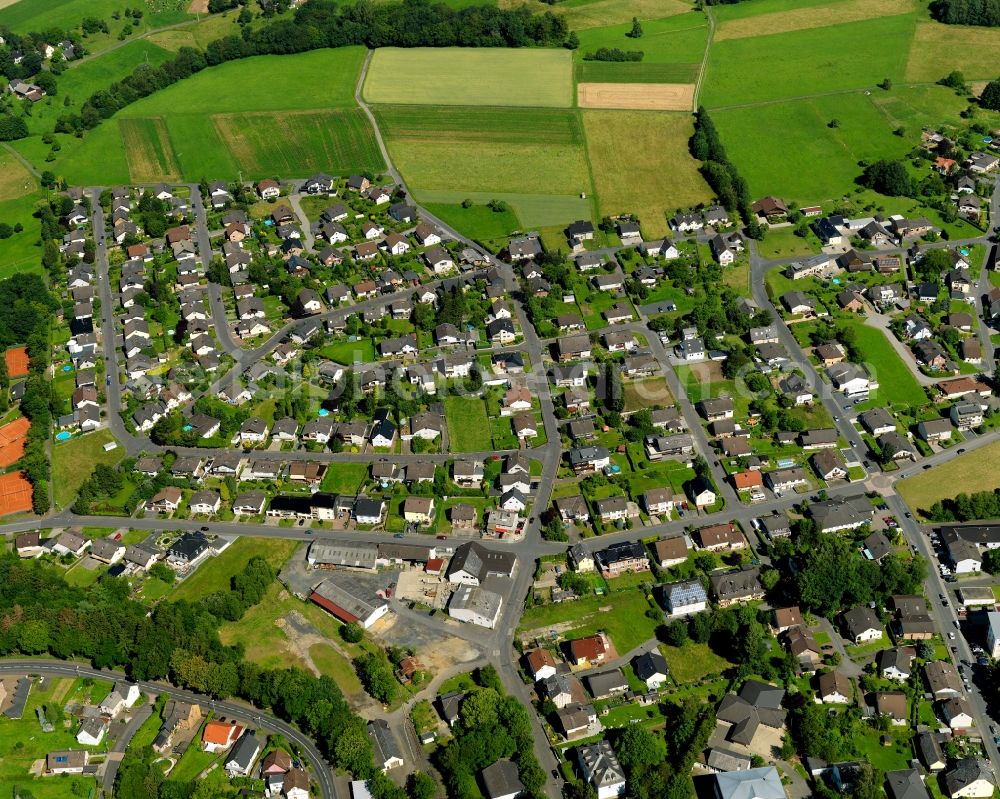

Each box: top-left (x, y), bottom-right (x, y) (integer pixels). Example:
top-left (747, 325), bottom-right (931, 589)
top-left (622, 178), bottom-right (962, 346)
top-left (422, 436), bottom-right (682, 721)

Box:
top-left (363, 48), bottom-right (573, 107)
top-left (701, 15), bottom-right (917, 108)
top-left (376, 106), bottom-right (593, 218)
top-left (573, 14), bottom-right (707, 84)
top-left (583, 110), bottom-right (711, 236)
top-left (211, 109), bottom-right (384, 177)
top-left (577, 82), bottom-right (693, 111)
top-left (904, 22), bottom-right (1000, 82)
top-left (898, 440), bottom-right (1000, 518)
top-left (0, 193), bottom-right (44, 279)
top-left (423, 200), bottom-right (522, 241)
top-left (508, 0), bottom-right (692, 30)
top-left (120, 117), bottom-right (183, 182)
top-left (713, 0), bottom-right (915, 41)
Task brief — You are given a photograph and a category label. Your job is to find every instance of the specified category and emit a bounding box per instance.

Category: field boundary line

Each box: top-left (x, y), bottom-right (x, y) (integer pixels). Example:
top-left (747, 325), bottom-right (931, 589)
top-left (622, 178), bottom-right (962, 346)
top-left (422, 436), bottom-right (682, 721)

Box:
top-left (0, 143), bottom-right (39, 179)
top-left (692, 7), bottom-right (715, 111)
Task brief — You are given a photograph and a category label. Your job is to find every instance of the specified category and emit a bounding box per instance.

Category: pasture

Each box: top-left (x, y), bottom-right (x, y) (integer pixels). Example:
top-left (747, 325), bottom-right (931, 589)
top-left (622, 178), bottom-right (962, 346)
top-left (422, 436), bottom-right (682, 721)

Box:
top-left (904, 22), bottom-right (1000, 82)
top-left (0, 151), bottom-right (36, 202)
top-left (57, 40), bottom-right (175, 103)
top-left (575, 13), bottom-right (708, 61)
top-left (119, 48), bottom-right (368, 115)
top-left (701, 15), bottom-right (917, 107)
top-left (712, 93), bottom-right (913, 202)
top-left (578, 82), bottom-right (693, 110)
top-left (0, 0), bottom-right (190, 32)
top-left (514, 0), bottom-right (693, 29)
top-left (583, 110), bottom-right (711, 236)
top-left (363, 48), bottom-right (572, 107)
top-left (714, 0), bottom-right (915, 40)
top-left (377, 106), bottom-right (592, 197)
top-left (0, 192), bottom-right (45, 279)
top-left (120, 117), bottom-right (182, 182)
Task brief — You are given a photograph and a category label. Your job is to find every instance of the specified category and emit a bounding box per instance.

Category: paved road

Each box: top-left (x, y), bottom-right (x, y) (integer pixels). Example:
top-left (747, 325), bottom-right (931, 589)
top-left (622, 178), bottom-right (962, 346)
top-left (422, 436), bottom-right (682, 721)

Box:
top-left (0, 659), bottom-right (337, 799)
top-left (190, 183), bottom-right (243, 359)
top-left (102, 700), bottom-right (153, 792)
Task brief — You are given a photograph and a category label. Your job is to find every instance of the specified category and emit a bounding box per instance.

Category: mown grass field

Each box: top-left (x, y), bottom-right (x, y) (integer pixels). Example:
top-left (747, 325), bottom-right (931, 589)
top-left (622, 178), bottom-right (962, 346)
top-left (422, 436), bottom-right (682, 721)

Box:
top-left (423, 201), bottom-right (522, 240)
top-left (121, 48), bottom-right (368, 114)
top-left (170, 538), bottom-right (299, 601)
top-left (574, 14), bottom-right (707, 80)
top-left (0, 192), bottom-right (44, 279)
top-left (583, 110), bottom-right (711, 235)
top-left (420, 190), bottom-right (590, 229)
top-left (898, 439), bottom-right (1000, 517)
top-left (377, 105), bottom-right (592, 198)
top-left (904, 21), bottom-right (1000, 82)
top-left (443, 396), bottom-right (493, 452)
top-left (841, 320), bottom-right (926, 406)
top-left (364, 47), bottom-right (573, 107)
top-left (714, 0), bottom-right (914, 40)
top-left (702, 14), bottom-right (917, 107)
top-left (0, 151), bottom-right (36, 202)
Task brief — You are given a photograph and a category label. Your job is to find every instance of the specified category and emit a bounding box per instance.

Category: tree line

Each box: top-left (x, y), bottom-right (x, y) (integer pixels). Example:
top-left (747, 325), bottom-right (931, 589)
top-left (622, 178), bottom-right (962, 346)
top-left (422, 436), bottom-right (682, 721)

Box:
top-left (930, 0), bottom-right (1000, 26)
top-left (0, 272), bottom-right (59, 514)
top-left (0, 552), bottom-right (375, 778)
top-left (926, 488), bottom-right (1000, 522)
top-left (689, 107), bottom-right (754, 226)
top-left (57, 0), bottom-right (569, 135)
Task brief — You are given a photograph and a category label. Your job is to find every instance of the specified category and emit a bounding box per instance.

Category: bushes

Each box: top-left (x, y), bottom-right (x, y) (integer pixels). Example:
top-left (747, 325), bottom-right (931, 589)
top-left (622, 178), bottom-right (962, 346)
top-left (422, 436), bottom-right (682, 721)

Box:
top-left (930, 0), bottom-right (1000, 26)
top-left (583, 48), bottom-right (643, 62)
top-left (690, 106), bottom-right (752, 222)
top-left (67, 0), bottom-right (568, 134)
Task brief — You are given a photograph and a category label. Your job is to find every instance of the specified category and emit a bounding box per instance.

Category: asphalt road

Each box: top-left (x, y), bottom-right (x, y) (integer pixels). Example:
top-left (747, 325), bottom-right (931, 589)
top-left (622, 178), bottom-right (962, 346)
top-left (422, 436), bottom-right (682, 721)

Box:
top-left (0, 659), bottom-right (338, 799)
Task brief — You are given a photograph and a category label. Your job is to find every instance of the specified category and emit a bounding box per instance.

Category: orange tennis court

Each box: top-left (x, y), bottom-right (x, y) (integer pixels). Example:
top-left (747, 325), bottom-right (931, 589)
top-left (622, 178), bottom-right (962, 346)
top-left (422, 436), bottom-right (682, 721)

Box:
top-left (0, 471), bottom-right (33, 515)
top-left (5, 347), bottom-right (28, 378)
top-left (0, 416), bottom-right (29, 467)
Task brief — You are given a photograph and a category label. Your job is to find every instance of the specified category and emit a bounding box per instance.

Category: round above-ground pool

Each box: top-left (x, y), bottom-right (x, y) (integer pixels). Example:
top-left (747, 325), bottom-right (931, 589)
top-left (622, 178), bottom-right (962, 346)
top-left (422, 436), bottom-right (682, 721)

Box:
top-left (55, 431), bottom-right (72, 441)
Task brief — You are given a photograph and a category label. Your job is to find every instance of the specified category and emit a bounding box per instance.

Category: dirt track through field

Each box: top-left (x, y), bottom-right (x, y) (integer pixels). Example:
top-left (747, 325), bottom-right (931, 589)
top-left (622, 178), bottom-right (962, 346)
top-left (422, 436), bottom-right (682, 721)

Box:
top-left (715, 0), bottom-right (914, 40)
top-left (577, 82), bottom-right (694, 111)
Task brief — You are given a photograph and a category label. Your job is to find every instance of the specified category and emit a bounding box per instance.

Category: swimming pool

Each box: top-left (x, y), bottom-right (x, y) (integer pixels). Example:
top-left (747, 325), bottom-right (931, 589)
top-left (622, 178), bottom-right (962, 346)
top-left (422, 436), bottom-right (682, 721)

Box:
top-left (55, 431), bottom-right (72, 441)
top-left (318, 408), bottom-right (330, 417)
top-left (62, 364), bottom-right (72, 372)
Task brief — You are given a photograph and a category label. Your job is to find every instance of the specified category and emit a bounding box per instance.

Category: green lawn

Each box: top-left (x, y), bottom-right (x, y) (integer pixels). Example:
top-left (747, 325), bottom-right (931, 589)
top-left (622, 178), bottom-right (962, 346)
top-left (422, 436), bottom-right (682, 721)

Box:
top-left (662, 641), bottom-right (734, 682)
top-left (51, 429), bottom-right (123, 509)
top-left (365, 47), bottom-right (573, 107)
top-left (423, 201), bottom-right (521, 242)
top-left (170, 538), bottom-right (299, 601)
top-left (169, 727), bottom-right (220, 782)
top-left (517, 588), bottom-right (659, 653)
top-left (0, 192), bottom-right (46, 279)
top-left (320, 338), bottom-right (376, 365)
top-left (320, 462), bottom-right (369, 494)
top-left (0, 676), bottom-right (103, 799)
top-left (309, 643), bottom-right (364, 694)
top-left (841, 319), bottom-right (926, 406)
top-left (443, 396), bottom-right (493, 452)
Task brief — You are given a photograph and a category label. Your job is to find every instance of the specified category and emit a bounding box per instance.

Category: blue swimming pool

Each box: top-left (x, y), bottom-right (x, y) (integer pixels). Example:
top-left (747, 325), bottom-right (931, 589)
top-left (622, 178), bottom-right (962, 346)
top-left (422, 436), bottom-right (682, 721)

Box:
top-left (182, 424), bottom-right (193, 432)
top-left (318, 408), bottom-right (330, 417)
top-left (62, 364), bottom-right (72, 372)
top-left (55, 431), bottom-right (72, 441)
